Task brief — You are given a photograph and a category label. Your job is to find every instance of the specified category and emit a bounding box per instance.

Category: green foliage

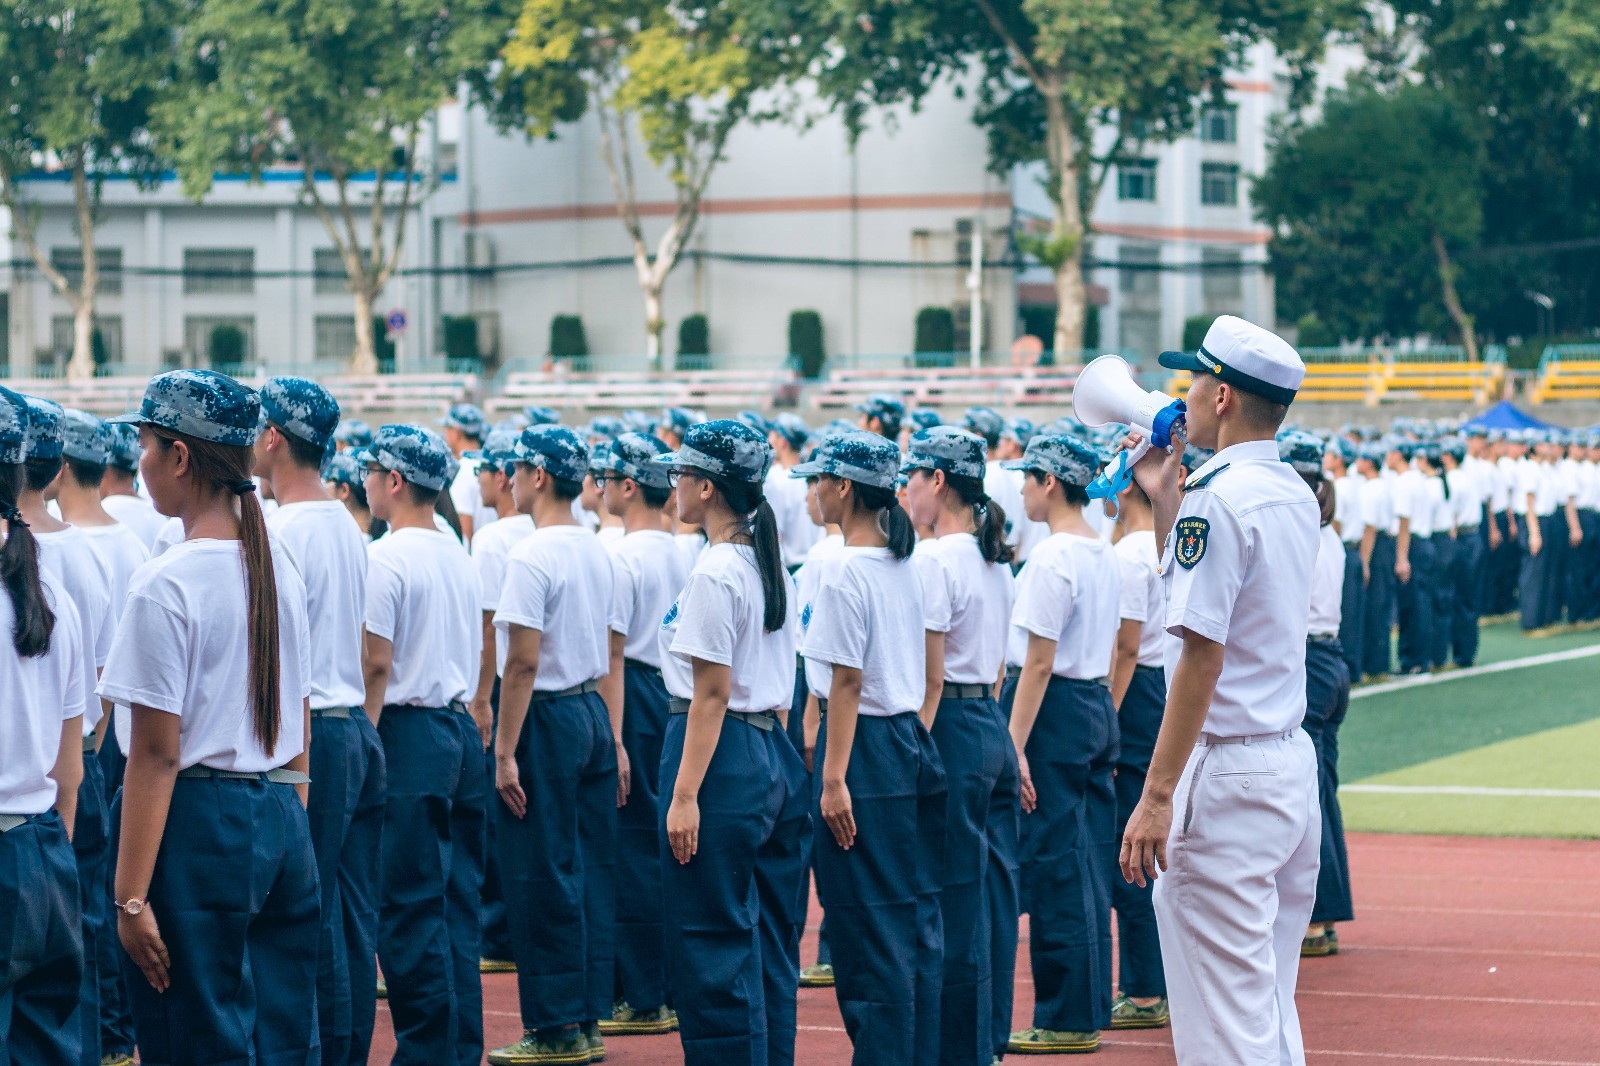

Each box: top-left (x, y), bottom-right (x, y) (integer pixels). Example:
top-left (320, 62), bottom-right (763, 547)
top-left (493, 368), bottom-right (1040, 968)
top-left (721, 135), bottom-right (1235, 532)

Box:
top-left (914, 306), bottom-right (956, 355)
top-left (208, 323), bottom-right (246, 365)
top-left (550, 314), bottom-right (589, 359)
top-left (1020, 305), bottom-right (1056, 349)
top-left (1296, 314), bottom-right (1338, 348)
top-left (1182, 314), bottom-right (1211, 353)
top-left (1531, 0), bottom-right (1600, 96)
top-left (443, 316), bottom-right (480, 363)
top-left (90, 326), bottom-right (109, 367)
top-left (1083, 303), bottom-right (1100, 350)
top-left (788, 310), bottom-right (825, 379)
top-left (1018, 231), bottom-right (1080, 272)
top-left (678, 314), bottom-right (710, 357)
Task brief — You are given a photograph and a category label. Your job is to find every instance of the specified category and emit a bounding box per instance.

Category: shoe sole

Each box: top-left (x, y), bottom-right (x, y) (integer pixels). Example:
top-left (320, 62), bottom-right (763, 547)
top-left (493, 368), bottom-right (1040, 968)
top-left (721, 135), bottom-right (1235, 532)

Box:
top-left (486, 1053), bottom-right (591, 1066)
top-left (595, 1020), bottom-right (679, 1035)
top-left (798, 975), bottom-right (835, 987)
top-left (1301, 944), bottom-right (1335, 958)
top-left (480, 960), bottom-right (519, 974)
top-left (1109, 1016), bottom-right (1169, 1030)
top-left (1007, 1041), bottom-right (1100, 1054)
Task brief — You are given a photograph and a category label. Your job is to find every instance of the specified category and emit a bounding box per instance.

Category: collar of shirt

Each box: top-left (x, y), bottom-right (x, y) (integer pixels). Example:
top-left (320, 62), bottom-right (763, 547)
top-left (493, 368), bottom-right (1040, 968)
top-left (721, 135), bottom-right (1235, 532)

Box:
top-left (1189, 438), bottom-right (1279, 485)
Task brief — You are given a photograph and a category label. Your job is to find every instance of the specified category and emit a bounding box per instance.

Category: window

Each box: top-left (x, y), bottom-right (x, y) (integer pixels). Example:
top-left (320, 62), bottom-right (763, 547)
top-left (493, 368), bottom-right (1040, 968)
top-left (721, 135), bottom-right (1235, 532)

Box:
top-left (50, 247), bottom-right (123, 296)
top-left (1119, 311), bottom-right (1161, 357)
top-left (184, 315), bottom-right (256, 366)
top-left (183, 248), bottom-right (255, 295)
top-left (1199, 104), bottom-right (1238, 144)
top-left (1118, 245), bottom-right (1161, 296)
top-left (314, 315), bottom-right (358, 361)
top-left (1117, 159), bottom-right (1158, 202)
top-left (313, 249), bottom-right (349, 296)
top-left (50, 315), bottom-right (124, 366)
top-left (1201, 247), bottom-right (1244, 304)
top-left (1200, 163), bottom-right (1240, 206)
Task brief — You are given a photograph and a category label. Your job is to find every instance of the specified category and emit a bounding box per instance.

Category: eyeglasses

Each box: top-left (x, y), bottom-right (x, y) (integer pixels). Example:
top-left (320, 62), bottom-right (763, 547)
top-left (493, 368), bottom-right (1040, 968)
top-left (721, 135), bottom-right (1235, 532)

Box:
top-left (591, 474), bottom-right (612, 487)
top-left (666, 470), bottom-right (696, 488)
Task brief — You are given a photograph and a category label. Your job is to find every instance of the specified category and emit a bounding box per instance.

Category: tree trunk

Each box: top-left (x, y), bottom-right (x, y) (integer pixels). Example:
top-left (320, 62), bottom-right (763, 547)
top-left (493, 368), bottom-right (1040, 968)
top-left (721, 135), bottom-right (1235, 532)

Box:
top-left (1432, 231), bottom-right (1479, 362)
top-left (643, 284), bottom-right (664, 370)
top-left (66, 160), bottom-right (98, 382)
top-left (69, 300), bottom-right (95, 382)
top-left (1044, 95), bottom-right (1088, 362)
top-left (351, 289), bottom-right (379, 375)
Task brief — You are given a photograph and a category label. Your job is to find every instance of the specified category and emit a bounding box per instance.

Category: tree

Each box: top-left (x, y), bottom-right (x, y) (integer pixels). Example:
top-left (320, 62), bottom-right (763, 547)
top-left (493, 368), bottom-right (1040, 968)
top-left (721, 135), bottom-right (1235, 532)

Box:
top-left (156, 0), bottom-right (516, 373)
top-left (808, 0), bottom-right (1358, 360)
top-left (495, 0), bottom-right (812, 367)
top-left (0, 0), bottom-right (171, 380)
top-left (1253, 84), bottom-right (1487, 356)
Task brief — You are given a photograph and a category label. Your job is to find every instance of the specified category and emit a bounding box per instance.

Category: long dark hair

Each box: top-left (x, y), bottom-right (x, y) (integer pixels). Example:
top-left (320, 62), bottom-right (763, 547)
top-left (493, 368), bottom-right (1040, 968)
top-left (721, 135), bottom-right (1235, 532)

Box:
top-left (943, 471), bottom-right (1014, 565)
top-left (852, 480), bottom-right (915, 561)
top-left (698, 468), bottom-right (787, 633)
top-left (434, 488), bottom-right (463, 540)
top-left (0, 462), bottom-right (54, 656)
top-left (1300, 470), bottom-right (1336, 528)
top-left (151, 427), bottom-right (282, 755)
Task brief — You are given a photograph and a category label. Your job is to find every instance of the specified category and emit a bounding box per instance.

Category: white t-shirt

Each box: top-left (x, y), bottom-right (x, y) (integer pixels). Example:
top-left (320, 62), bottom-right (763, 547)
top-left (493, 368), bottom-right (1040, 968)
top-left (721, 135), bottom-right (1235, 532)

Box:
top-left (98, 540), bottom-right (312, 773)
top-left (101, 492), bottom-right (167, 549)
top-left (151, 516), bottom-right (185, 558)
top-left (1362, 476), bottom-right (1396, 538)
top-left (79, 523), bottom-right (150, 624)
top-left (1333, 474), bottom-right (1365, 545)
top-left (268, 501), bottom-right (369, 710)
top-left (765, 465), bottom-right (820, 569)
top-left (449, 463), bottom-right (497, 546)
top-left (1308, 524), bottom-right (1345, 637)
top-left (1394, 468), bottom-right (1430, 536)
top-left (608, 529), bottom-right (691, 669)
top-left (660, 542), bottom-right (797, 711)
top-left (985, 461), bottom-right (1049, 562)
top-left (803, 546), bottom-right (926, 717)
top-left (1113, 528), bottom-right (1165, 668)
top-left (674, 531), bottom-right (707, 569)
top-left (795, 534), bottom-right (847, 697)
top-left (366, 527), bottom-right (482, 707)
top-left (470, 513), bottom-right (534, 677)
top-left (1421, 475), bottom-right (1453, 535)
top-left (1007, 531), bottom-right (1120, 680)
top-left (0, 579), bottom-right (87, 814)
top-left (35, 526), bottom-right (114, 731)
top-left (597, 524), bottom-right (625, 549)
top-left (913, 533), bottom-right (1013, 685)
top-left (494, 525), bottom-right (613, 692)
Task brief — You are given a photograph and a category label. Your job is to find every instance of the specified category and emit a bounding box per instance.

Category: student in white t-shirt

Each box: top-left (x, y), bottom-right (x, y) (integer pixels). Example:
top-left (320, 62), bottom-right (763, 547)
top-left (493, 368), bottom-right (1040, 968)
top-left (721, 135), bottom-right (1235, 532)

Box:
top-left (354, 423), bottom-right (486, 1066)
top-left (766, 414), bottom-right (821, 570)
top-left (98, 422), bottom-right (166, 550)
top-left (793, 429), bottom-right (946, 1066)
top-left (901, 426), bottom-right (1021, 1066)
top-left (439, 403), bottom-right (493, 543)
top-left (254, 377), bottom-right (387, 1064)
top-left (96, 371), bottom-right (318, 1065)
top-left (654, 420), bottom-right (809, 1066)
top-left (1441, 438), bottom-right (1485, 666)
top-left (997, 433), bottom-right (1121, 1055)
top-left (322, 451), bottom-right (388, 540)
top-left (1326, 438), bottom-right (1366, 682)
top-left (585, 442), bottom-right (626, 549)
top-left (489, 425), bottom-right (618, 1066)
top-left (0, 386), bottom-right (90, 1066)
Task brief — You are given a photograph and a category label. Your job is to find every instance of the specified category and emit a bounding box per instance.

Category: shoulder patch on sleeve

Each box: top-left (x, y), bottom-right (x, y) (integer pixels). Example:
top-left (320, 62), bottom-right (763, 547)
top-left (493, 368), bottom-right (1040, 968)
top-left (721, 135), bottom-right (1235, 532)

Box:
top-left (1185, 462), bottom-right (1231, 492)
top-left (1174, 517), bottom-right (1210, 570)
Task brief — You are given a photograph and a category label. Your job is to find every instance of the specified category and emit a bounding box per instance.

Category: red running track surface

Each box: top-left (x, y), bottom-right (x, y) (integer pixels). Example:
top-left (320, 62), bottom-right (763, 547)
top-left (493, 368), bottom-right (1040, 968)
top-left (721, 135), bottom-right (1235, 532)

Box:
top-left (370, 833), bottom-right (1600, 1064)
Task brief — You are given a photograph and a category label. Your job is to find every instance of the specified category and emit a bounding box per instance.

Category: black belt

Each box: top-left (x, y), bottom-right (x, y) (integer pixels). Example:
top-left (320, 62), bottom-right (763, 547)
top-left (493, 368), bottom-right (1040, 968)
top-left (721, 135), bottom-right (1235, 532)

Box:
top-left (667, 697), bottom-right (777, 732)
top-left (622, 659), bottom-right (660, 676)
top-left (940, 682), bottom-right (992, 701)
top-left (82, 734), bottom-right (98, 754)
top-left (1005, 666), bottom-right (1108, 687)
top-left (816, 697), bottom-right (827, 714)
top-left (1133, 664), bottom-right (1164, 676)
top-left (1459, 525), bottom-right (1480, 535)
top-left (312, 706), bottom-right (354, 719)
top-left (531, 679), bottom-right (602, 702)
top-left (176, 766), bottom-right (310, 785)
top-left (383, 700), bottom-right (469, 715)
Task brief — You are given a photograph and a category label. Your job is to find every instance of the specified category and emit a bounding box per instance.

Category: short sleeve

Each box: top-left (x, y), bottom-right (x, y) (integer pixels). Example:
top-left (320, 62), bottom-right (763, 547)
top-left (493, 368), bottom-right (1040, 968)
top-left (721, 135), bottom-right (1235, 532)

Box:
top-left (1116, 547), bottom-right (1151, 624)
top-left (449, 468), bottom-right (479, 517)
top-left (97, 593), bottom-right (190, 715)
top-left (914, 551), bottom-right (954, 634)
top-left (1011, 548), bottom-right (1074, 641)
top-left (494, 552), bottom-right (552, 633)
top-left (1163, 493), bottom-right (1248, 645)
top-left (55, 596), bottom-right (90, 722)
top-left (476, 539), bottom-right (508, 612)
top-left (609, 554), bottom-right (639, 637)
top-left (803, 571), bottom-right (868, 670)
top-left (1391, 478), bottom-right (1414, 520)
top-left (364, 555), bottom-right (404, 643)
top-left (670, 572), bottom-right (739, 666)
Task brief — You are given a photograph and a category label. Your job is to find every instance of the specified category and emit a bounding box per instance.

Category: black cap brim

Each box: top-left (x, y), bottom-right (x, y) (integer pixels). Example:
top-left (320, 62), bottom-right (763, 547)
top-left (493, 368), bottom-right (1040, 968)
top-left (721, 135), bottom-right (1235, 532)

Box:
top-left (1158, 350), bottom-right (1204, 373)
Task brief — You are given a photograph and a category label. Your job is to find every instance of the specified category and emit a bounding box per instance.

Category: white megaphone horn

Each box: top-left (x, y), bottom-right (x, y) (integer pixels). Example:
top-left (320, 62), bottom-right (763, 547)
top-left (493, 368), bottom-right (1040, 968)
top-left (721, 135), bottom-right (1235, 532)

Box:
top-left (1072, 354), bottom-right (1186, 502)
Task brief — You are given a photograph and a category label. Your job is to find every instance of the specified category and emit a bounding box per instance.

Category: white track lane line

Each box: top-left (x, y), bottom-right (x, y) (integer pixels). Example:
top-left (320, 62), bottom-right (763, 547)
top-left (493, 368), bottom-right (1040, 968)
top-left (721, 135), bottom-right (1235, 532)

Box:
top-left (1352, 644), bottom-right (1600, 700)
top-left (1341, 784), bottom-right (1600, 798)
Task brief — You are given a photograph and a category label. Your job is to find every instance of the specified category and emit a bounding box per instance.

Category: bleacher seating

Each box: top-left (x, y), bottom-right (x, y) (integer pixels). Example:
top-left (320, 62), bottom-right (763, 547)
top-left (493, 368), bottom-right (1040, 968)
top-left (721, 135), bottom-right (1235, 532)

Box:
top-left (1169, 358), bottom-right (1503, 406)
top-left (813, 365), bottom-right (1079, 417)
top-left (1531, 345), bottom-right (1600, 403)
top-left (486, 367), bottom-right (800, 420)
top-left (2, 376), bottom-right (152, 417)
top-left (321, 373), bottom-right (477, 419)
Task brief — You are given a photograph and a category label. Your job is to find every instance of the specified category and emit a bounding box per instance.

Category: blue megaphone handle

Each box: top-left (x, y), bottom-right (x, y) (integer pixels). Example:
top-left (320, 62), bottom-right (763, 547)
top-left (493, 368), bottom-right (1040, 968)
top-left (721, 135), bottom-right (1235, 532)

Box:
top-left (1085, 399), bottom-right (1188, 510)
top-left (1150, 399), bottom-right (1187, 449)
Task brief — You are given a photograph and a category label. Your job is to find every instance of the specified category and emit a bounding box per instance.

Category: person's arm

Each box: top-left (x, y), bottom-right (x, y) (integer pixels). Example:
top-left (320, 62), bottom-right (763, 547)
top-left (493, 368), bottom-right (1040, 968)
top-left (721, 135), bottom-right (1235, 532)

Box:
top-left (1395, 516), bottom-right (1412, 581)
top-left (468, 611), bottom-right (497, 744)
top-left (820, 664), bottom-right (863, 849)
top-left (802, 692), bottom-right (821, 772)
top-left (1119, 630), bottom-right (1225, 888)
top-left (664, 657), bottom-right (730, 864)
top-left (115, 704), bottom-right (181, 993)
top-left (49, 716), bottom-right (84, 838)
top-left (920, 630), bottom-right (945, 729)
top-left (1006, 633), bottom-right (1056, 813)
top-left (362, 631), bottom-right (393, 727)
top-left (603, 631), bottom-right (630, 807)
top-left (1526, 493), bottom-right (1542, 555)
top-left (1567, 496), bottom-right (1583, 548)
top-left (1359, 523), bottom-right (1375, 583)
top-left (494, 625), bottom-right (542, 819)
top-left (1110, 619), bottom-right (1141, 709)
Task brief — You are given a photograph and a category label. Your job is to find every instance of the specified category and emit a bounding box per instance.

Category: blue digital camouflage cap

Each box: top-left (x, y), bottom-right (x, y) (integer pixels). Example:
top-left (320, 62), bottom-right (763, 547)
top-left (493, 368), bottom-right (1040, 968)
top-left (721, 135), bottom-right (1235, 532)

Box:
top-left (789, 429), bottom-right (901, 490)
top-left (1001, 433), bottom-right (1101, 488)
top-left (437, 403), bottom-right (487, 439)
top-left (59, 408), bottom-right (110, 465)
top-left (443, 451), bottom-right (461, 483)
top-left (334, 419), bottom-right (373, 449)
top-left (770, 412), bottom-right (810, 451)
top-left (855, 393), bottom-right (906, 432)
top-left (736, 409), bottom-right (771, 437)
top-left (350, 423), bottom-right (452, 491)
top-left (1356, 442), bottom-right (1387, 466)
top-left (902, 426), bottom-right (987, 481)
top-left (467, 428), bottom-right (520, 476)
top-left (0, 386), bottom-right (25, 465)
top-left (587, 439), bottom-right (613, 474)
top-left (1003, 416), bottom-right (1038, 448)
top-left (1443, 436), bottom-right (1467, 462)
top-left (321, 450), bottom-right (365, 489)
top-left (1277, 429), bottom-right (1326, 476)
top-left (620, 409), bottom-right (657, 435)
top-left (1333, 436), bottom-right (1357, 466)
top-left (598, 432), bottom-right (672, 489)
top-left (496, 415), bottom-right (530, 433)
top-left (260, 376), bottom-right (341, 452)
top-left (961, 406), bottom-right (1005, 445)
top-left (512, 424), bottom-right (590, 483)
top-left (108, 369), bottom-right (262, 447)
top-left (909, 407), bottom-right (943, 432)
top-left (523, 406), bottom-right (561, 427)
top-left (585, 415), bottom-right (623, 441)
top-left (656, 419), bottom-right (772, 484)
top-left (660, 407), bottom-right (698, 436)
top-left (105, 422), bottom-right (140, 472)
top-left (21, 395), bottom-right (65, 461)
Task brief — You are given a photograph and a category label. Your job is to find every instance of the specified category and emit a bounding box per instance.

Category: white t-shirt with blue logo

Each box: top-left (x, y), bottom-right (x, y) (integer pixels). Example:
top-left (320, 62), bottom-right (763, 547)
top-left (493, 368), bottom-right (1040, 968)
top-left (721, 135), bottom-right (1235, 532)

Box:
top-left (795, 534), bottom-right (846, 697)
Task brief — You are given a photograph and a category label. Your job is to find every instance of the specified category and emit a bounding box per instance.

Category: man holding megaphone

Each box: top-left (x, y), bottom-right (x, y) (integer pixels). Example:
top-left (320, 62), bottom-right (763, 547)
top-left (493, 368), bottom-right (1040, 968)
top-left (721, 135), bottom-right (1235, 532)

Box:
top-left (1100, 316), bottom-right (1322, 1066)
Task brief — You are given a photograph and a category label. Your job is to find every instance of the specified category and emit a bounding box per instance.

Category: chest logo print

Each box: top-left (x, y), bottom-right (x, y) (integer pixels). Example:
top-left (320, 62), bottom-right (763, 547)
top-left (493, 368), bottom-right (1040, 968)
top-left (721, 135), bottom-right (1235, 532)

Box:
top-left (1175, 517), bottom-right (1210, 570)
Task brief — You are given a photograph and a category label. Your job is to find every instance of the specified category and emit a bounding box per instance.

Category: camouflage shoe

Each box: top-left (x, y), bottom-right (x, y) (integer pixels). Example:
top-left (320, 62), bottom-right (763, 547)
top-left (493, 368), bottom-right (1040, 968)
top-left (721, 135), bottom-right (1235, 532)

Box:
top-left (479, 957), bottom-right (518, 974)
top-left (487, 1028), bottom-right (591, 1065)
top-left (1008, 1027), bottom-right (1100, 1054)
top-left (584, 1022), bottom-right (606, 1062)
top-left (1302, 928), bottom-right (1339, 957)
top-left (1110, 993), bottom-right (1170, 1030)
top-left (799, 962), bottom-right (835, 987)
top-left (597, 1002), bottom-right (678, 1035)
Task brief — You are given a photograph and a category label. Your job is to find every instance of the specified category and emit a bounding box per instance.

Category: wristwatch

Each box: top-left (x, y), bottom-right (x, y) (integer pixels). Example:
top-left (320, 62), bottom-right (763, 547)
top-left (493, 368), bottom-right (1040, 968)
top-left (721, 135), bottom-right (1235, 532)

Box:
top-left (115, 897), bottom-right (148, 916)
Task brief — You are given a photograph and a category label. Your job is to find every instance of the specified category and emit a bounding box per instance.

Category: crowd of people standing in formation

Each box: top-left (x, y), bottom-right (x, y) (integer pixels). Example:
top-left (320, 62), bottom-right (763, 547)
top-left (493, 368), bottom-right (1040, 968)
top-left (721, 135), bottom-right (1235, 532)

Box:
top-left (3, 312), bottom-right (1515, 1066)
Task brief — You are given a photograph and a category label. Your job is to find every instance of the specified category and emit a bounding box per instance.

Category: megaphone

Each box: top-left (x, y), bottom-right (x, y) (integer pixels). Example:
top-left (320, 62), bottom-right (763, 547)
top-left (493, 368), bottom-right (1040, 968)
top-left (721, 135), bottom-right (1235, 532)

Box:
top-left (1072, 354), bottom-right (1186, 502)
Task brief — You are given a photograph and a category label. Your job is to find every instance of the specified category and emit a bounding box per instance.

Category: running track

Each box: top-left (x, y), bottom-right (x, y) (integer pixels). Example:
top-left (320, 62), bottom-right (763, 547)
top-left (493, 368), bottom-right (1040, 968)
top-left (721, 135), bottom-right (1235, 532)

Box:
top-left (372, 833), bottom-right (1600, 1064)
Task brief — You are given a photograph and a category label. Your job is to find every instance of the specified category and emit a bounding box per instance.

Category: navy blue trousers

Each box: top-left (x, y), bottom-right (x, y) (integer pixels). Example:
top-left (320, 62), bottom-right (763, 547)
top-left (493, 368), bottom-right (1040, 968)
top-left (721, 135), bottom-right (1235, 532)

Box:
top-left (481, 679), bottom-right (513, 963)
top-left (498, 690), bottom-right (617, 1032)
top-left (1576, 511), bottom-right (1600, 623)
top-left (1429, 533), bottom-right (1457, 670)
top-left (72, 749), bottom-right (109, 1066)
top-left (1337, 543), bottom-right (1365, 683)
top-left (113, 777), bottom-right (319, 1066)
top-left (786, 666), bottom-right (830, 969)
top-left (95, 730), bottom-right (136, 1059)
top-left (377, 706), bottom-right (487, 1066)
top-left (1452, 530), bottom-right (1484, 667)
top-left (814, 712), bottom-right (946, 1066)
top-left (307, 708), bottom-right (386, 1066)
top-left (1397, 535), bottom-right (1436, 672)
top-left (1304, 642), bottom-right (1354, 924)
top-left (1363, 534), bottom-right (1397, 677)
top-left (1521, 514), bottom-right (1563, 630)
top-left (928, 695), bottom-right (1019, 1066)
top-left (1490, 513), bottom-right (1523, 615)
top-left (1003, 675), bottom-right (1118, 1034)
top-left (661, 710), bottom-right (811, 1066)
top-left (0, 810), bottom-right (83, 1066)
top-left (616, 664), bottom-right (671, 1011)
top-left (1111, 666), bottom-right (1166, 1000)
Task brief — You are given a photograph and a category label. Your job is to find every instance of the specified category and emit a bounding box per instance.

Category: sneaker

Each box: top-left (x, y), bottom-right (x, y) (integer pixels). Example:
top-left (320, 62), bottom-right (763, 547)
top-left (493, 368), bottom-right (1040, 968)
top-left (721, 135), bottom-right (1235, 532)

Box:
top-left (376, 977), bottom-right (387, 999)
top-left (1301, 930), bottom-right (1337, 957)
top-left (597, 1001), bottom-right (679, 1035)
top-left (585, 1022), bottom-right (606, 1063)
top-left (1109, 993), bottom-right (1169, 1030)
top-left (799, 963), bottom-right (835, 987)
top-left (487, 1029), bottom-right (593, 1065)
top-left (480, 957), bottom-right (518, 974)
top-left (101, 1054), bottom-right (136, 1066)
top-left (1007, 1027), bottom-right (1100, 1054)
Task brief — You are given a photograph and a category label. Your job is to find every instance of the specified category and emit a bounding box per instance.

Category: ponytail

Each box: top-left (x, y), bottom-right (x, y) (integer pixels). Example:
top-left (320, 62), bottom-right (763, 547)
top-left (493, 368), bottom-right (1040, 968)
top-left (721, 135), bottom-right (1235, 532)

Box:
top-left (152, 427), bottom-right (281, 755)
top-left (0, 463), bottom-right (54, 656)
top-left (1302, 470), bottom-right (1336, 528)
top-left (944, 471), bottom-right (1015, 566)
top-left (854, 482), bottom-right (915, 560)
top-left (705, 469), bottom-right (788, 633)
top-left (1438, 467), bottom-right (1451, 501)
top-left (434, 488), bottom-right (463, 540)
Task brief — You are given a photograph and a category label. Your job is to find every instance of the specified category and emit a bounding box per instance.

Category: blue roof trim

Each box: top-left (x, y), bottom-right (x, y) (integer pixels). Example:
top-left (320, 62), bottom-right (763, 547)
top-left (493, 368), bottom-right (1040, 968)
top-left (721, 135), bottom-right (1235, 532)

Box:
top-left (15, 169), bottom-right (456, 185)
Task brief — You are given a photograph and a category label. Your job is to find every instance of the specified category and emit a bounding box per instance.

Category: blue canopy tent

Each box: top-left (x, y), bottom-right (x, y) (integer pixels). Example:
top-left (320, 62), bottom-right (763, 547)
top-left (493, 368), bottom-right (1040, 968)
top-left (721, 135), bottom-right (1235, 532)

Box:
top-left (1460, 401), bottom-right (1558, 432)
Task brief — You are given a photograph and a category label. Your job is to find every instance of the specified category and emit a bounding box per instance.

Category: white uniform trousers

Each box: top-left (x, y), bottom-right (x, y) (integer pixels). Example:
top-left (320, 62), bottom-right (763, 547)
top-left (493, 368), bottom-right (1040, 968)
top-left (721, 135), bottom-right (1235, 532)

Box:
top-left (1153, 728), bottom-right (1321, 1066)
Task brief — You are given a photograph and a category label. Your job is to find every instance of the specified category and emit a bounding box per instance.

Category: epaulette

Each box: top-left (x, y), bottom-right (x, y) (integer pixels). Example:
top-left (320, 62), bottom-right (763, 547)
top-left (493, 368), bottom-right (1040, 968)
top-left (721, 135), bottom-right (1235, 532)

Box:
top-left (1184, 463), bottom-right (1231, 492)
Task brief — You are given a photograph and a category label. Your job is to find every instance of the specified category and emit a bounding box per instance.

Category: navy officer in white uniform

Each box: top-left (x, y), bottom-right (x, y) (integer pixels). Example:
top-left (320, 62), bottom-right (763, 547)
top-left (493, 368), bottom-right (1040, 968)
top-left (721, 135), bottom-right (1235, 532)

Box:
top-left (1120, 315), bottom-right (1322, 1066)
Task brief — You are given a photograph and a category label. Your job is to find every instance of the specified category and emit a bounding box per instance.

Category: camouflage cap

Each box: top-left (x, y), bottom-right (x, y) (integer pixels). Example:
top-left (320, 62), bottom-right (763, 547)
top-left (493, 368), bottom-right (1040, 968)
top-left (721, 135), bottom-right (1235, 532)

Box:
top-left (349, 423), bottom-right (452, 491)
top-left (1001, 433), bottom-right (1101, 488)
top-left (21, 395), bottom-right (65, 461)
top-left (443, 451), bottom-right (461, 483)
top-left (855, 393), bottom-right (906, 432)
top-left (260, 376), bottom-right (341, 451)
top-left (620, 409), bottom-right (657, 435)
top-left (1332, 435), bottom-right (1357, 465)
top-left (585, 416), bottom-right (624, 441)
top-left (660, 406), bottom-right (698, 436)
top-left (1356, 442), bottom-right (1387, 466)
top-left (104, 422), bottom-right (141, 472)
top-left (736, 409), bottom-right (772, 437)
top-left (789, 429), bottom-right (902, 490)
top-left (1276, 429), bottom-right (1326, 476)
top-left (0, 386), bottom-right (25, 465)
top-left (321, 450), bottom-right (365, 489)
top-left (909, 406), bottom-right (943, 432)
top-left (902, 426), bottom-right (987, 481)
top-left (1442, 436), bottom-right (1467, 462)
top-left (59, 408), bottom-right (110, 466)
top-left (1003, 416), bottom-right (1039, 448)
top-left (512, 424), bottom-right (590, 483)
top-left (523, 405), bottom-right (562, 427)
top-left (960, 406), bottom-right (1006, 445)
top-left (598, 431), bottom-right (672, 489)
top-left (656, 419), bottom-right (772, 484)
top-left (770, 412), bottom-right (810, 451)
top-left (108, 369), bottom-right (262, 447)
top-left (587, 439), bottom-right (614, 474)
top-left (437, 403), bottom-right (487, 439)
top-left (334, 419), bottom-right (374, 449)
top-left (466, 428), bottom-right (521, 476)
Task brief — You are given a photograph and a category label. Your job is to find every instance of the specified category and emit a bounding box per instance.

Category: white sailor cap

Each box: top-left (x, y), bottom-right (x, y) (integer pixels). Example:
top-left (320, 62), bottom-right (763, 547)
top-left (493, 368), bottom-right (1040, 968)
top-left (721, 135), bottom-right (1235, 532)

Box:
top-left (1159, 315), bottom-right (1305, 406)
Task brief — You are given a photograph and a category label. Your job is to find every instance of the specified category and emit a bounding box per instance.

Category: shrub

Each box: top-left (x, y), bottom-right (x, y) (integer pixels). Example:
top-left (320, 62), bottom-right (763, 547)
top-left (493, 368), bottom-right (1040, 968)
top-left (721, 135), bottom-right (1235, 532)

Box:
top-left (1182, 314), bottom-right (1211, 353)
top-left (914, 306), bottom-right (955, 354)
top-left (678, 313), bottom-right (709, 357)
top-left (1296, 313), bottom-right (1338, 349)
top-left (443, 315), bottom-right (480, 363)
top-left (209, 323), bottom-right (246, 366)
top-left (550, 314), bottom-right (589, 359)
top-left (789, 310), bottom-right (825, 378)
